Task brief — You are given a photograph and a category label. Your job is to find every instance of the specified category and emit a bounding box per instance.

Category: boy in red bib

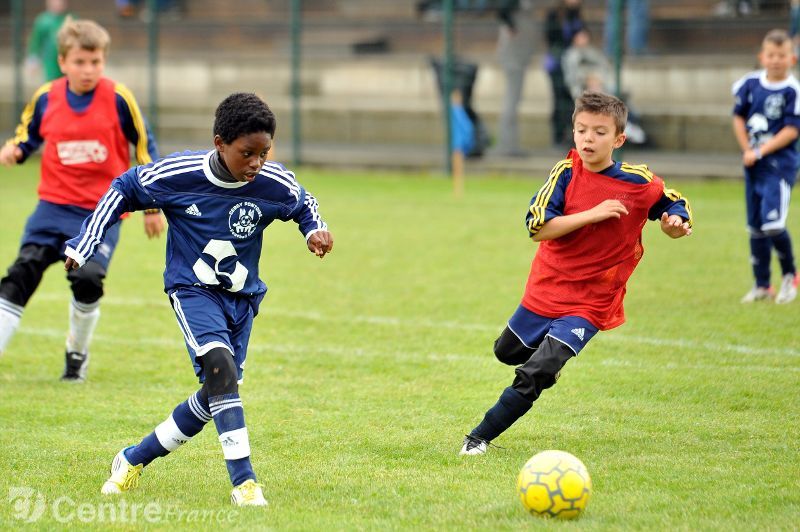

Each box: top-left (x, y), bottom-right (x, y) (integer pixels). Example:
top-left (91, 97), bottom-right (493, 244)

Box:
top-left (0, 19), bottom-right (164, 381)
top-left (461, 91), bottom-right (693, 455)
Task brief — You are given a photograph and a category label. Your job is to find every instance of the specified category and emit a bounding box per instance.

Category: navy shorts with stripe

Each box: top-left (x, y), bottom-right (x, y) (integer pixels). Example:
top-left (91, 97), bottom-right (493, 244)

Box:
top-left (169, 286), bottom-right (262, 383)
top-left (744, 166), bottom-right (795, 233)
top-left (507, 304), bottom-right (599, 355)
top-left (22, 200), bottom-right (121, 270)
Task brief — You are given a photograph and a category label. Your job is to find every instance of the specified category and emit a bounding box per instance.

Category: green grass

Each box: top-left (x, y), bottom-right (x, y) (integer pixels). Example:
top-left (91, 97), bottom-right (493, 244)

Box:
top-left (0, 161), bottom-right (798, 530)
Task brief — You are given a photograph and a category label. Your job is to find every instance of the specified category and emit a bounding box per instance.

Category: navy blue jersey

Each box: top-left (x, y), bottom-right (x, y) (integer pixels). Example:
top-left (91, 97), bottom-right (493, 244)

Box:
top-left (65, 150), bottom-right (327, 297)
top-left (732, 70), bottom-right (800, 173)
top-left (526, 158), bottom-right (693, 236)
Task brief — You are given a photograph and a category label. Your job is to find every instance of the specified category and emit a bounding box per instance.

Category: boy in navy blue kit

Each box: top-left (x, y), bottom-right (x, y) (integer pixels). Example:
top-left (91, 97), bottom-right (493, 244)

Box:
top-left (733, 29), bottom-right (799, 304)
top-left (64, 93), bottom-right (333, 506)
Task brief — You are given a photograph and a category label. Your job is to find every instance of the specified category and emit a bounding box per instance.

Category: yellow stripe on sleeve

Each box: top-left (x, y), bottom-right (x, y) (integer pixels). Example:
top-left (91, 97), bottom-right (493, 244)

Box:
top-left (527, 159), bottom-right (572, 235)
top-left (114, 82), bottom-right (152, 164)
top-left (664, 186), bottom-right (694, 227)
top-left (620, 163), bottom-right (654, 182)
top-left (7, 82), bottom-right (52, 146)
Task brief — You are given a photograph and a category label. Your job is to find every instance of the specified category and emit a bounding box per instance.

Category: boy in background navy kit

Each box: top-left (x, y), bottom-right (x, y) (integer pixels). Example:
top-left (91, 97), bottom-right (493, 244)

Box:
top-left (0, 19), bottom-right (163, 380)
top-left (732, 29), bottom-right (799, 304)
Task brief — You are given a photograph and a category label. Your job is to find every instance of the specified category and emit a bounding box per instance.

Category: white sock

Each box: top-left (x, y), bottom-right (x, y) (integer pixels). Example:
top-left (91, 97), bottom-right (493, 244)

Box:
top-left (67, 299), bottom-right (100, 354)
top-left (0, 298), bottom-right (23, 355)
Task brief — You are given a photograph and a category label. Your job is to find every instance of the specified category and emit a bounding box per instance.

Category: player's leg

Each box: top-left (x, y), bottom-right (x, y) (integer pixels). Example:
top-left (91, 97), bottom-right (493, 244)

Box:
top-left (462, 306), bottom-right (548, 455)
top-left (463, 311), bottom-right (598, 455)
top-left (742, 171), bottom-right (774, 302)
top-left (62, 221), bottom-right (122, 381)
top-left (762, 177), bottom-right (797, 304)
top-left (216, 295), bottom-right (266, 506)
top-left (101, 287), bottom-right (225, 494)
top-left (102, 387), bottom-right (212, 494)
top-left (0, 243), bottom-right (60, 355)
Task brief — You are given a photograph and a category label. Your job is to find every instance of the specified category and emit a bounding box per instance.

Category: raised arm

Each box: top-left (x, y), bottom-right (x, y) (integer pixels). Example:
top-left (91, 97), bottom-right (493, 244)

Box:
top-left (292, 190), bottom-right (333, 258)
top-left (64, 167), bottom-right (158, 270)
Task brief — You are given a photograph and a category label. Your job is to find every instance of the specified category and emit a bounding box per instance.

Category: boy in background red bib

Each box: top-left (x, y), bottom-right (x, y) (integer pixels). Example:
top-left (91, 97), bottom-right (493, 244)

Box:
top-left (460, 91), bottom-right (693, 455)
top-left (0, 19), bottom-right (164, 381)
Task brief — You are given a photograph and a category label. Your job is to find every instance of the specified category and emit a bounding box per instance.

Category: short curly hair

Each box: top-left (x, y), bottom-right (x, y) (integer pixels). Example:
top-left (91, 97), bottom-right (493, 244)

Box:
top-left (213, 92), bottom-right (276, 144)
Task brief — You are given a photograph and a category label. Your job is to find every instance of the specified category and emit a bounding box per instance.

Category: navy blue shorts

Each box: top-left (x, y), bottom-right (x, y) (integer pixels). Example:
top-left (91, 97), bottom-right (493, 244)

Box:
top-left (168, 286), bottom-right (262, 383)
top-left (507, 304), bottom-right (599, 355)
top-left (21, 200), bottom-right (121, 270)
top-left (744, 167), bottom-right (795, 234)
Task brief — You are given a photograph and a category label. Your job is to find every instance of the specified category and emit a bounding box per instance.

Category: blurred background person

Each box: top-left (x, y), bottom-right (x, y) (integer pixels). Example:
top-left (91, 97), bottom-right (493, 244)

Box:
top-left (26, 0), bottom-right (72, 83)
top-left (544, 0), bottom-right (584, 148)
top-left (562, 26), bottom-right (646, 144)
top-left (604, 0), bottom-right (650, 56)
top-left (493, 0), bottom-right (536, 157)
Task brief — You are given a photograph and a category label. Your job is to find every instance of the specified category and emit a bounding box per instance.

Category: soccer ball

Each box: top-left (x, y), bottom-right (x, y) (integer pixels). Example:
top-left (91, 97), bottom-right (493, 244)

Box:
top-left (516, 450), bottom-right (592, 519)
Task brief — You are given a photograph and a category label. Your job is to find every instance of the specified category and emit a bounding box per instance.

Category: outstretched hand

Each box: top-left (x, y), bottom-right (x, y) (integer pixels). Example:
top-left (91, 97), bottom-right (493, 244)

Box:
top-left (143, 212), bottom-right (166, 239)
top-left (660, 212), bottom-right (692, 238)
top-left (307, 230), bottom-right (334, 258)
top-left (0, 144), bottom-right (22, 167)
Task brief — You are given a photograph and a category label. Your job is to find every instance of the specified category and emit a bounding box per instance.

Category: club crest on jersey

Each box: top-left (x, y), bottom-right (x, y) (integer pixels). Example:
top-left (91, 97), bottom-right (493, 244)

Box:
top-left (228, 202), bottom-right (262, 239)
top-left (764, 94), bottom-right (785, 120)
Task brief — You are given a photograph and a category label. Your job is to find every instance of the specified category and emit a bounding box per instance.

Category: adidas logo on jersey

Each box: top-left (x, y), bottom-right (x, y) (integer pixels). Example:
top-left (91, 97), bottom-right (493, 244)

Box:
top-left (570, 328), bottom-right (585, 341)
top-left (185, 204), bottom-right (202, 216)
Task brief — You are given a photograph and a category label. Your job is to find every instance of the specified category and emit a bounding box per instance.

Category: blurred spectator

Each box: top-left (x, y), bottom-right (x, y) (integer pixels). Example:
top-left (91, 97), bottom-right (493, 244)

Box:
top-left (544, 0), bottom-right (584, 147)
top-left (562, 27), bottom-right (646, 144)
top-left (493, 0), bottom-right (536, 157)
top-left (117, 0), bottom-right (183, 21)
top-left (27, 0), bottom-right (72, 82)
top-left (603, 0), bottom-right (649, 56)
top-left (713, 0), bottom-right (757, 16)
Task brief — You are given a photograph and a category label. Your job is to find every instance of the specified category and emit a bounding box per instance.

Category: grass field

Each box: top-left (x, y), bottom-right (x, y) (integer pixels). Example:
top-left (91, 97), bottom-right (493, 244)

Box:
top-left (0, 161), bottom-right (798, 530)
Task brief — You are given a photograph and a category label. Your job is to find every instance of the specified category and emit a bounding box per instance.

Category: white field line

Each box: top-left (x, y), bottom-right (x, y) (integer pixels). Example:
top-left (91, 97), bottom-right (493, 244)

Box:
top-left (28, 293), bottom-right (800, 359)
top-left (14, 326), bottom-right (800, 375)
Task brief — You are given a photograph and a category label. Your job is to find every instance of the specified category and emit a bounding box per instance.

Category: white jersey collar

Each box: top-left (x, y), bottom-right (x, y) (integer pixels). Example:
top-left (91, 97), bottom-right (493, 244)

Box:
top-left (202, 150), bottom-right (249, 188)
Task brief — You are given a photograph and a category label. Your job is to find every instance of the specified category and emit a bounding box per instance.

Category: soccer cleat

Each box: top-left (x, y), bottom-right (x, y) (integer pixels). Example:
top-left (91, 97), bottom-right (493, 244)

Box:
top-left (740, 285), bottom-right (774, 303)
top-left (230, 479), bottom-right (268, 507)
top-left (459, 434), bottom-right (489, 456)
top-left (775, 274), bottom-right (798, 304)
top-left (101, 446), bottom-right (143, 494)
top-left (60, 350), bottom-right (89, 382)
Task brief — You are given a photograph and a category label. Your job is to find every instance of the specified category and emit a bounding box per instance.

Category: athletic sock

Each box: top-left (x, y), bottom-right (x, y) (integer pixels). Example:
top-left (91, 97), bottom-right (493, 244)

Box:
top-left (125, 390), bottom-right (211, 467)
top-left (749, 235), bottom-right (772, 287)
top-left (66, 299), bottom-right (100, 354)
top-left (0, 298), bottom-right (22, 354)
top-left (771, 230), bottom-right (796, 276)
top-left (470, 386), bottom-right (533, 442)
top-left (209, 393), bottom-right (256, 486)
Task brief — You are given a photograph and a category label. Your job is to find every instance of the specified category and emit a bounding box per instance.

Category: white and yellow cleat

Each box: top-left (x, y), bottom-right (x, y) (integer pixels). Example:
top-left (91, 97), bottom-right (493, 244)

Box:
top-left (230, 479), bottom-right (268, 507)
top-left (101, 446), bottom-right (143, 495)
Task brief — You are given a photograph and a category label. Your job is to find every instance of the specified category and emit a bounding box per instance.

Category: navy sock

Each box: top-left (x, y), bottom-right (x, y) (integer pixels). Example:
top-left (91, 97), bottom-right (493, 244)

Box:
top-left (470, 386), bottom-right (533, 442)
top-left (210, 393), bottom-right (256, 487)
top-left (125, 391), bottom-right (211, 467)
top-left (749, 235), bottom-right (772, 287)
top-left (771, 230), bottom-right (796, 276)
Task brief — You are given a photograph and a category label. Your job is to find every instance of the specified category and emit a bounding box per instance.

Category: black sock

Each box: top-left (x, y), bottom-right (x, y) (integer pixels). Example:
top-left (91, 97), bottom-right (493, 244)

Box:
top-left (771, 230), bottom-right (796, 276)
top-left (470, 387), bottom-right (533, 442)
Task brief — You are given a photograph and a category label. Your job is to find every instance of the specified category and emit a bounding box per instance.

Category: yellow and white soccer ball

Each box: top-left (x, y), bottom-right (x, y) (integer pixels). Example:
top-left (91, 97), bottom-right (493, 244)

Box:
top-left (516, 450), bottom-right (592, 519)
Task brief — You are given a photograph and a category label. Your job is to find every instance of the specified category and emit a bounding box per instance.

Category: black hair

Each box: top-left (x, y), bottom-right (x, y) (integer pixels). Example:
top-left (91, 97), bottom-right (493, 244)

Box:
top-left (213, 92), bottom-right (276, 144)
